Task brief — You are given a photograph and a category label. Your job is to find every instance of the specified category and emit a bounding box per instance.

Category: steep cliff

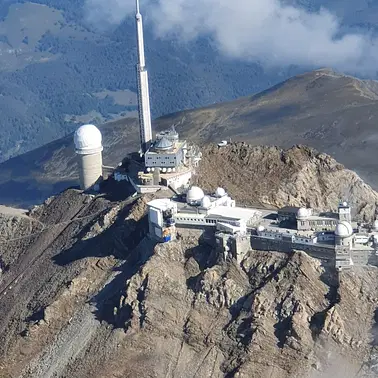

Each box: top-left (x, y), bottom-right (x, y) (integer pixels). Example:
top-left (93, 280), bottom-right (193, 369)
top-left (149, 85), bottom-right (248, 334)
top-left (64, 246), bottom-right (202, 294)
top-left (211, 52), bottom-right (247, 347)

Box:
top-left (98, 238), bottom-right (378, 378)
top-left (5, 224), bottom-right (377, 378)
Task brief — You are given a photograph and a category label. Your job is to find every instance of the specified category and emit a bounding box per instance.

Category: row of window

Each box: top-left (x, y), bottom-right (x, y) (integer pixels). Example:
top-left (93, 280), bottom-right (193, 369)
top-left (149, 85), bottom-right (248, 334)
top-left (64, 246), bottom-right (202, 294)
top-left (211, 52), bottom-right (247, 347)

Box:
top-left (300, 220), bottom-right (337, 226)
top-left (146, 156), bottom-right (177, 160)
top-left (295, 238), bottom-right (313, 243)
top-left (147, 161), bottom-right (175, 166)
top-left (176, 217), bottom-right (218, 224)
top-left (176, 217), bottom-right (204, 222)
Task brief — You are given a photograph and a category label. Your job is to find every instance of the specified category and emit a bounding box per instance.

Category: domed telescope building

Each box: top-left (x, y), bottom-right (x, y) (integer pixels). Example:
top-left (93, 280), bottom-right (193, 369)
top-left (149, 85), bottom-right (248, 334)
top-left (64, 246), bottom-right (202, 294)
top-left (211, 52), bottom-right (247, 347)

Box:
top-left (74, 124), bottom-right (103, 190)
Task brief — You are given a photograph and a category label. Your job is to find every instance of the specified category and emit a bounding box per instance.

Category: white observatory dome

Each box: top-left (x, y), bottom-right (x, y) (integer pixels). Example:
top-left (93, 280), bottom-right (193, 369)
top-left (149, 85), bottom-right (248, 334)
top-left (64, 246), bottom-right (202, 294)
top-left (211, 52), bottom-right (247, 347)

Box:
top-left (215, 187), bottom-right (226, 197)
top-left (201, 196), bottom-right (212, 208)
top-left (186, 186), bottom-right (205, 205)
top-left (342, 201), bottom-right (348, 207)
top-left (297, 207), bottom-right (309, 219)
top-left (257, 225), bottom-right (265, 232)
top-left (154, 137), bottom-right (173, 151)
top-left (334, 221), bottom-right (353, 238)
top-left (74, 124), bottom-right (103, 154)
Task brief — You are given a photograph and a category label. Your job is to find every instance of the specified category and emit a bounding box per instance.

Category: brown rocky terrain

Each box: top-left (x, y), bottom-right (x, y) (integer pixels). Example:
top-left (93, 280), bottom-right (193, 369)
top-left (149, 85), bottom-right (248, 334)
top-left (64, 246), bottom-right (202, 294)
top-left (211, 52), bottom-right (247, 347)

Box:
top-left (0, 157), bottom-right (378, 377)
top-left (195, 143), bottom-right (378, 221)
top-left (0, 191), bottom-right (378, 377)
top-left (2, 67), bottom-right (378, 375)
top-left (3, 68), bottom-right (378, 207)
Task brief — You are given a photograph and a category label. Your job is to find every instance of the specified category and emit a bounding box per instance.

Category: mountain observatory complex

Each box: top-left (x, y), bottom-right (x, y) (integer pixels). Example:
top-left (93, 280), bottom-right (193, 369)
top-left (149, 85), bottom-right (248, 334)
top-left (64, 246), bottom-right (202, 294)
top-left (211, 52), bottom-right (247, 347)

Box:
top-left (71, 0), bottom-right (378, 272)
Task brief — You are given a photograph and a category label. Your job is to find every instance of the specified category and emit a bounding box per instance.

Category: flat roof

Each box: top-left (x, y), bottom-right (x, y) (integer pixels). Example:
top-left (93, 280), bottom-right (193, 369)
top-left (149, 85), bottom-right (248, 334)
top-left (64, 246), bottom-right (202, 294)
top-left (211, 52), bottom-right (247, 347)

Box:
top-left (278, 206), bottom-right (301, 213)
top-left (207, 207), bottom-right (261, 222)
top-left (147, 198), bottom-right (174, 211)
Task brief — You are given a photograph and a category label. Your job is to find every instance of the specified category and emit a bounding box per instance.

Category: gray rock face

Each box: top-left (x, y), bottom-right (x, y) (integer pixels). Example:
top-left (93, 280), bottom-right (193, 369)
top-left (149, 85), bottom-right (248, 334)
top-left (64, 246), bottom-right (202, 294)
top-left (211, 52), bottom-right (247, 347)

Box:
top-left (195, 143), bottom-right (378, 221)
top-left (1, 174), bottom-right (378, 377)
top-left (112, 238), bottom-right (378, 378)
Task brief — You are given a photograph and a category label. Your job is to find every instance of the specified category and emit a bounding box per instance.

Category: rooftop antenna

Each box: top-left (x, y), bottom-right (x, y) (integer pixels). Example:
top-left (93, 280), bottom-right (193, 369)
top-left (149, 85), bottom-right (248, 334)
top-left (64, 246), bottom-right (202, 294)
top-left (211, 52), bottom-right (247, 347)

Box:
top-left (135, 0), bottom-right (152, 156)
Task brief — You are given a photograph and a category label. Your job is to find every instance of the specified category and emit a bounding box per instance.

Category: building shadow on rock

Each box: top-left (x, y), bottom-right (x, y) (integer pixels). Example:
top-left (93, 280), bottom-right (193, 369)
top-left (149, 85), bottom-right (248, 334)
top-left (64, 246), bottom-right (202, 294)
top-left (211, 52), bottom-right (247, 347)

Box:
top-left (98, 176), bottom-right (136, 203)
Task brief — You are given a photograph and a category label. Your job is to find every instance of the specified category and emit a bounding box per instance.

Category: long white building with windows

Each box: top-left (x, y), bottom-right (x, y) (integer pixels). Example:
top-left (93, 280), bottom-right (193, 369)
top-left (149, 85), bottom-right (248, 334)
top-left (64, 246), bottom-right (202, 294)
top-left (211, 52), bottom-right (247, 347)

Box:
top-left (147, 190), bottom-right (378, 270)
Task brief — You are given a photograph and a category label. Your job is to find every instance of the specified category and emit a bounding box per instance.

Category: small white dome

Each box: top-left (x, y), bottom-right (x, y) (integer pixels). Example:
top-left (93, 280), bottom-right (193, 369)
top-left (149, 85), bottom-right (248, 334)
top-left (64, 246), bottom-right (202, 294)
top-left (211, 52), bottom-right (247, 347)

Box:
top-left (335, 221), bottom-right (353, 238)
top-left (74, 124), bottom-right (103, 153)
top-left (297, 207), bottom-right (309, 219)
top-left (215, 187), bottom-right (226, 197)
top-left (186, 186), bottom-right (205, 205)
top-left (257, 225), bottom-right (265, 232)
top-left (342, 201), bottom-right (348, 207)
top-left (373, 220), bottom-right (378, 230)
top-left (201, 196), bottom-right (211, 208)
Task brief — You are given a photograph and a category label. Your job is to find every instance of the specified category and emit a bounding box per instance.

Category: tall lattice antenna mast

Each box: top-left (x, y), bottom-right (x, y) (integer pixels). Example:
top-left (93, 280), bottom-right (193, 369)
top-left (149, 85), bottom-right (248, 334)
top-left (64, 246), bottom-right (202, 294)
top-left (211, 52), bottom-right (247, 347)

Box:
top-left (135, 0), bottom-right (152, 155)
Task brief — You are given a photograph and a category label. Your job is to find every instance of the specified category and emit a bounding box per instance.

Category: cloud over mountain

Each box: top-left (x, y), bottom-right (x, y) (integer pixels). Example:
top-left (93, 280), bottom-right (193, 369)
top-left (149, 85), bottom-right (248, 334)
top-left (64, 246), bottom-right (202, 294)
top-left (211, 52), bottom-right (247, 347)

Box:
top-left (84, 0), bottom-right (378, 73)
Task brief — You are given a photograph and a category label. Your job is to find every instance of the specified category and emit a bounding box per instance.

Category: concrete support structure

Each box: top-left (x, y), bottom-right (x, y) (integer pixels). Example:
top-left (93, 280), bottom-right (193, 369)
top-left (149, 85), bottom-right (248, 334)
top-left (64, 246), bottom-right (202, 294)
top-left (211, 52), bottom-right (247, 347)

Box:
top-left (77, 152), bottom-right (103, 190)
top-left (74, 124), bottom-right (103, 190)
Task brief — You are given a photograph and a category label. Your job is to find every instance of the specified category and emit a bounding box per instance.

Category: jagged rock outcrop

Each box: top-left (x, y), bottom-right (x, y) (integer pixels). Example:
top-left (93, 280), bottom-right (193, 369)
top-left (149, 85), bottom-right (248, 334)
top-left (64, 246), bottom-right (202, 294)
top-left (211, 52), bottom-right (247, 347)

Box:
top-left (111, 237), bottom-right (378, 378)
top-left (195, 143), bottom-right (378, 221)
top-left (2, 151), bottom-right (378, 377)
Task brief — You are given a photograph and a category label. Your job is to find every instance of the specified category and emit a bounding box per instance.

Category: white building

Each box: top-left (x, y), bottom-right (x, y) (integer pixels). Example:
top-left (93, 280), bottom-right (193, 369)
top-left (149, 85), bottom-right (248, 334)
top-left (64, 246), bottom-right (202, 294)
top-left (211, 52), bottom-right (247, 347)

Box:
top-left (134, 127), bottom-right (201, 192)
top-left (146, 187), bottom-right (261, 245)
top-left (147, 198), bottom-right (177, 242)
top-left (74, 124), bottom-right (103, 191)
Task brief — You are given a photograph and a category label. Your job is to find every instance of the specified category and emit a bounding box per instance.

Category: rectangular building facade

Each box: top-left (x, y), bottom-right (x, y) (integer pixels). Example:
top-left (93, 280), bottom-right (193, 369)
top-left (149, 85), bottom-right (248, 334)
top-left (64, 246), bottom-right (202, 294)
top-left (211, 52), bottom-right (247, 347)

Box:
top-left (277, 206), bottom-right (300, 222)
top-left (297, 217), bottom-right (338, 231)
top-left (144, 141), bottom-right (186, 169)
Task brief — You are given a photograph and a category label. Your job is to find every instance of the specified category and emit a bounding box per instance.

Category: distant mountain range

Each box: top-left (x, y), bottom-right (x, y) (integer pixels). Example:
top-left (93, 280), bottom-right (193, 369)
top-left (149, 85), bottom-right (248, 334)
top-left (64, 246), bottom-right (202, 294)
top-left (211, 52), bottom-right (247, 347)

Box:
top-left (1, 0), bottom-right (378, 162)
top-left (2, 68), bottom-right (378, 207)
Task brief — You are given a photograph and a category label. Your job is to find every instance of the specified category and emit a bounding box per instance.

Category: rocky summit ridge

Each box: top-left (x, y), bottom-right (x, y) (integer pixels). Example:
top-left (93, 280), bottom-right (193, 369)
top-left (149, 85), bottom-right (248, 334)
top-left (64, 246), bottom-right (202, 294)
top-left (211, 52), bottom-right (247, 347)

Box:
top-left (195, 143), bottom-right (378, 221)
top-left (1, 144), bottom-right (378, 377)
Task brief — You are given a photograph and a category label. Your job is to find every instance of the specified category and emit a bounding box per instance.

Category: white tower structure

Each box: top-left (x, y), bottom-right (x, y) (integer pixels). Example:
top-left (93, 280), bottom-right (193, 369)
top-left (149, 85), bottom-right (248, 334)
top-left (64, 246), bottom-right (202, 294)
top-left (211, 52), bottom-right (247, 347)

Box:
top-left (135, 0), bottom-right (153, 154)
top-left (338, 201), bottom-right (352, 223)
top-left (74, 124), bottom-right (103, 190)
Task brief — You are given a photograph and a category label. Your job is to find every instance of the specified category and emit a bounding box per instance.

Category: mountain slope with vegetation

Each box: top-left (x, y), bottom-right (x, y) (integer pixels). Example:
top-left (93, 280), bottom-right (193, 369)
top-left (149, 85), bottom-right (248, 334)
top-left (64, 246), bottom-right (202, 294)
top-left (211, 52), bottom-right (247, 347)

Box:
top-left (1, 0), bottom-right (378, 162)
top-left (2, 69), bottom-right (378, 207)
top-left (0, 1), bottom-right (297, 162)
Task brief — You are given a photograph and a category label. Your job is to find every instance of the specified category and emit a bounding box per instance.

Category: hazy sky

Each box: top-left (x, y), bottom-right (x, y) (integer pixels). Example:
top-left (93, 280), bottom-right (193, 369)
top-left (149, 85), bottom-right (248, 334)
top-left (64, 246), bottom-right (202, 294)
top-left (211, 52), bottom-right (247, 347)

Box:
top-left (84, 0), bottom-right (378, 73)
